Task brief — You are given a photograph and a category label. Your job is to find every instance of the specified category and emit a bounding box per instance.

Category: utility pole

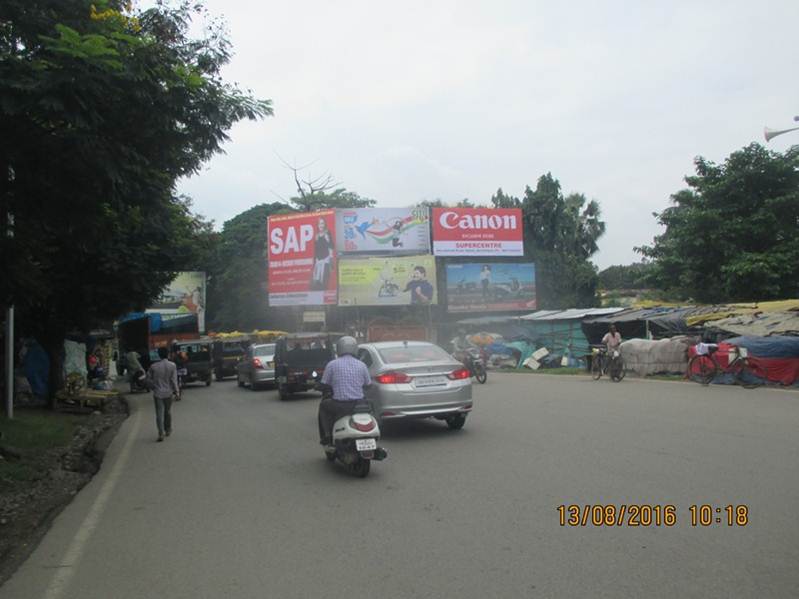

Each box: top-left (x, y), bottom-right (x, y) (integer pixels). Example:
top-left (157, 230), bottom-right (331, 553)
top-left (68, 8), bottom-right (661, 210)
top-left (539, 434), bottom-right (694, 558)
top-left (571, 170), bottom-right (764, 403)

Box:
top-left (4, 211), bottom-right (13, 419)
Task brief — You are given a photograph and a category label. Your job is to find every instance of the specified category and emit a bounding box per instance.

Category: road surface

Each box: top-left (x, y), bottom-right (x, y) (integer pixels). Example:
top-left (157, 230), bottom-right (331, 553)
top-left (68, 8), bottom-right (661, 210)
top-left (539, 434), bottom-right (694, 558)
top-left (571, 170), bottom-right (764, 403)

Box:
top-left (2, 373), bottom-right (799, 598)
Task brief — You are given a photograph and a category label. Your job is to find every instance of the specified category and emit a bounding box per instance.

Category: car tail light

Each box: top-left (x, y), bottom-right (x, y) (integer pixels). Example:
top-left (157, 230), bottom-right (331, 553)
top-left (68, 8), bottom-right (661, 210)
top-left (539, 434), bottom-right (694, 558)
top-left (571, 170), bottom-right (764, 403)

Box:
top-left (252, 358), bottom-right (263, 369)
top-left (375, 371), bottom-right (412, 384)
top-left (349, 417), bottom-right (376, 433)
top-left (447, 368), bottom-right (471, 380)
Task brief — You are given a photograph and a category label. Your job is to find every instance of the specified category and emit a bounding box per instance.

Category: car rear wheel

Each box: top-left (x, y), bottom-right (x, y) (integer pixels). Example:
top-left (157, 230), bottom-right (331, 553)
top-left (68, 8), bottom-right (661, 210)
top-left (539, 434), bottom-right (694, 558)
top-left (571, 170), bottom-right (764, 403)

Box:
top-left (446, 414), bottom-right (467, 430)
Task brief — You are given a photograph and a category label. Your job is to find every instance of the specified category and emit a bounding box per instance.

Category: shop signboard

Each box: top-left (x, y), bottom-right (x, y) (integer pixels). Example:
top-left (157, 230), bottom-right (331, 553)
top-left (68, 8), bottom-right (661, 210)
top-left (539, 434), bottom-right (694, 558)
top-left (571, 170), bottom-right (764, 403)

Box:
top-left (445, 262), bottom-right (536, 312)
top-left (432, 207), bottom-right (523, 256)
top-left (267, 210), bottom-right (337, 306)
top-left (336, 207), bottom-right (431, 254)
top-left (338, 255), bottom-right (437, 306)
top-left (148, 271), bottom-right (207, 333)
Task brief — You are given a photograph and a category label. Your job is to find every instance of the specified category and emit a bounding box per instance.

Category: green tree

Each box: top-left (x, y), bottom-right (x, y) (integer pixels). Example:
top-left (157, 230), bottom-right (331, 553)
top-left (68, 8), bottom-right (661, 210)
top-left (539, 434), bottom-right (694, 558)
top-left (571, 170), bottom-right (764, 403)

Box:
top-left (0, 0), bottom-right (272, 403)
top-left (636, 143), bottom-right (799, 302)
top-left (598, 263), bottom-right (653, 290)
top-left (206, 203), bottom-right (286, 332)
top-left (521, 174), bottom-right (606, 308)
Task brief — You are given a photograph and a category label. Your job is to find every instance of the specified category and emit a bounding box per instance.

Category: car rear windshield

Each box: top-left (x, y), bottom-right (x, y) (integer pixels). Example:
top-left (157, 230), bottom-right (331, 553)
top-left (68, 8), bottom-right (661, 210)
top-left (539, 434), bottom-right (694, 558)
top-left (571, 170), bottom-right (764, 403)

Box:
top-left (254, 344), bottom-right (275, 357)
top-left (378, 344), bottom-right (452, 364)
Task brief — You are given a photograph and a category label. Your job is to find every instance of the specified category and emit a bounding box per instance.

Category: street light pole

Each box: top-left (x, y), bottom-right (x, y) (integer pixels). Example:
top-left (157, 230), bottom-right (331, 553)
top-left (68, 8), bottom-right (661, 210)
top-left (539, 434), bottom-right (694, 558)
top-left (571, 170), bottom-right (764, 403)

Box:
top-left (764, 116), bottom-right (799, 142)
top-left (5, 306), bottom-right (13, 420)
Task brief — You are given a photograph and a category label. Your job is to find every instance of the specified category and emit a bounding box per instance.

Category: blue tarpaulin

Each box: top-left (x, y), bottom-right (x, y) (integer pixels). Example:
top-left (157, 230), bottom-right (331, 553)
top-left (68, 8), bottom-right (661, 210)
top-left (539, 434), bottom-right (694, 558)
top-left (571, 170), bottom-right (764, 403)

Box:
top-left (725, 336), bottom-right (799, 359)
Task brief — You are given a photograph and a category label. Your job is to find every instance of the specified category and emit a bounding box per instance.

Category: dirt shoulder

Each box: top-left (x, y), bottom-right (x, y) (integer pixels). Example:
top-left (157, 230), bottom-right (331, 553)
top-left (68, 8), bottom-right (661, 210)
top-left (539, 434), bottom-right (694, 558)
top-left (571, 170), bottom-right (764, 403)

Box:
top-left (0, 396), bottom-right (128, 585)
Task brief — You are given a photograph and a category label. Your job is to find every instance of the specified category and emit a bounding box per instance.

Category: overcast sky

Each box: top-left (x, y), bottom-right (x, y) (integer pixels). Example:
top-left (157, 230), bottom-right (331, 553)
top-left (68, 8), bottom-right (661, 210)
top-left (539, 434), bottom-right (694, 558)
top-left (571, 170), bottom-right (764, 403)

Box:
top-left (170, 0), bottom-right (799, 269)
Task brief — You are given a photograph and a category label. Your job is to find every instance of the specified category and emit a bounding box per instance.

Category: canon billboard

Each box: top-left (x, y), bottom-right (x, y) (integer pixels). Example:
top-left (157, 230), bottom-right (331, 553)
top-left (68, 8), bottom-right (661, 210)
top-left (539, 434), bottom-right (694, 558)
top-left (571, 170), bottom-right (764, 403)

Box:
top-left (431, 207), bottom-right (524, 256)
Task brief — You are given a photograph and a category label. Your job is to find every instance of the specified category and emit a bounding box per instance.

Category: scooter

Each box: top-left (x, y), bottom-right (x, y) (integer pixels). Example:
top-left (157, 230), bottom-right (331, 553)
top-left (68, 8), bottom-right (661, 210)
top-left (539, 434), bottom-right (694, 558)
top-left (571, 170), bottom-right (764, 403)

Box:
top-left (129, 369), bottom-right (148, 393)
top-left (325, 402), bottom-right (387, 477)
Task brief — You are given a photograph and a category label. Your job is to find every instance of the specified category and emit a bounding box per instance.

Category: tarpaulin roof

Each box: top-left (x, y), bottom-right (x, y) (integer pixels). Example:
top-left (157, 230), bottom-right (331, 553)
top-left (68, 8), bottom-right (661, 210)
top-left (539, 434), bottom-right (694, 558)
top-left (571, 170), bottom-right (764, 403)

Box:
top-left (520, 308), bottom-right (625, 321)
top-left (706, 312), bottom-right (799, 337)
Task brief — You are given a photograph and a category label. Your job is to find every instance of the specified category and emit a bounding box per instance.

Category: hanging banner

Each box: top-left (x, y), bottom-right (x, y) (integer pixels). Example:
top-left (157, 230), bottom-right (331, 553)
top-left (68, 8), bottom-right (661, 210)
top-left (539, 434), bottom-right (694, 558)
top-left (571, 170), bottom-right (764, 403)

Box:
top-left (432, 207), bottom-right (523, 256)
top-left (267, 210), bottom-right (337, 306)
top-left (336, 207), bottom-right (431, 254)
top-left (446, 262), bottom-right (536, 312)
top-left (338, 255), bottom-right (437, 306)
top-left (148, 271), bottom-right (207, 333)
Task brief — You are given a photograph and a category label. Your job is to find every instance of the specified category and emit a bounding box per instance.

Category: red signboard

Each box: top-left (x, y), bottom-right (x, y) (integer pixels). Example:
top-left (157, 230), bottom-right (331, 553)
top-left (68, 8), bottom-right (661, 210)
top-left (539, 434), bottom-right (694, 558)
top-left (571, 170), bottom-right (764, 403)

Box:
top-left (431, 208), bottom-right (523, 256)
top-left (267, 210), bottom-right (337, 306)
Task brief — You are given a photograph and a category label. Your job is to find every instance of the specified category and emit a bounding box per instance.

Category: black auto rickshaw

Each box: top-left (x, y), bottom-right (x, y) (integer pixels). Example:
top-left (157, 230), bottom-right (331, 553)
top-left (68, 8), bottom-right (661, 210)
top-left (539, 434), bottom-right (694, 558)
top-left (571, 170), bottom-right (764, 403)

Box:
top-left (173, 339), bottom-right (213, 387)
top-left (274, 332), bottom-right (342, 400)
top-left (212, 337), bottom-right (248, 381)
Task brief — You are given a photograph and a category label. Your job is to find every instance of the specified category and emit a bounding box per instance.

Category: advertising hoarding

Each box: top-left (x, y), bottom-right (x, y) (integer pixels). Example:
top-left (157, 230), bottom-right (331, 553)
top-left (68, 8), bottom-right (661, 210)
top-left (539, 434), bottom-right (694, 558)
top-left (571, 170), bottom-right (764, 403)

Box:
top-left (338, 255), bottom-right (437, 306)
top-left (432, 207), bottom-right (523, 256)
top-left (148, 271), bottom-right (207, 333)
top-left (336, 207), bottom-right (431, 254)
top-left (267, 210), bottom-right (337, 306)
top-left (445, 262), bottom-right (536, 312)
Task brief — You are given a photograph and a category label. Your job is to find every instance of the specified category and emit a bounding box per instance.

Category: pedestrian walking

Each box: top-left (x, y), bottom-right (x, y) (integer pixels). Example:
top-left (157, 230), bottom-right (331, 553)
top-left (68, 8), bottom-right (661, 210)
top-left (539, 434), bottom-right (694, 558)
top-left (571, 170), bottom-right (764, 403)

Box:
top-left (147, 346), bottom-right (180, 442)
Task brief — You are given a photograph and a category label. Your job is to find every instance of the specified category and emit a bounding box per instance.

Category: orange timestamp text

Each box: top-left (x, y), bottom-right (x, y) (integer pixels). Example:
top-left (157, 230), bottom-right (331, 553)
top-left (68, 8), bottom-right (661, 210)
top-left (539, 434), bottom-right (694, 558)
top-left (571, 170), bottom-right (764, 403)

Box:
top-left (557, 504), bottom-right (749, 527)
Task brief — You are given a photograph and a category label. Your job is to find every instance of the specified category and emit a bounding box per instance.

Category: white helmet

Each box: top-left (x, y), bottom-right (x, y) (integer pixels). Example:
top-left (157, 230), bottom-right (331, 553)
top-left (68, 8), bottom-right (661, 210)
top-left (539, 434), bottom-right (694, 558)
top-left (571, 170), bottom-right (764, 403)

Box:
top-left (336, 336), bottom-right (358, 357)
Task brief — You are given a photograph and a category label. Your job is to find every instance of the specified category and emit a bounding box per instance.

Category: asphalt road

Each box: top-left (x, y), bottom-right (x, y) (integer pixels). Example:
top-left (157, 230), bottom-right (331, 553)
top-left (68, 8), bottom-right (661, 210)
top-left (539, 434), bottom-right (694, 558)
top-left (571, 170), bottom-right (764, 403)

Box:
top-left (3, 373), bottom-right (799, 599)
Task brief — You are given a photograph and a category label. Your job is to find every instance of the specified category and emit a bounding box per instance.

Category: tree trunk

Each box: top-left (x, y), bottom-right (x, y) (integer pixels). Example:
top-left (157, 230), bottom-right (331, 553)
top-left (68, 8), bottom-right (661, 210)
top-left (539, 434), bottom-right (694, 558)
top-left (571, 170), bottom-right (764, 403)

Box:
top-left (40, 335), bottom-right (64, 410)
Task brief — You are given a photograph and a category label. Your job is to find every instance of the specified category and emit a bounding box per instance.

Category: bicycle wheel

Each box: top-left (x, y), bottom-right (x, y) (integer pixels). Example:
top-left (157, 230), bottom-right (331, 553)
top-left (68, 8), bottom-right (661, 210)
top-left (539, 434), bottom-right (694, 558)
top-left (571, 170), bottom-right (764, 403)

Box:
top-left (591, 354), bottom-right (602, 380)
top-left (689, 355), bottom-right (717, 385)
top-left (610, 357), bottom-right (625, 382)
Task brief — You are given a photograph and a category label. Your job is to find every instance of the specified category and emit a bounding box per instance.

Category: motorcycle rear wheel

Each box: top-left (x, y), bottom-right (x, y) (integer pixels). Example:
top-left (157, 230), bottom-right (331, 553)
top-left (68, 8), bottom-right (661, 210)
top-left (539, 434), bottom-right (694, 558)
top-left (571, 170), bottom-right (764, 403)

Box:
top-left (473, 363), bottom-right (487, 384)
top-left (348, 458), bottom-right (370, 478)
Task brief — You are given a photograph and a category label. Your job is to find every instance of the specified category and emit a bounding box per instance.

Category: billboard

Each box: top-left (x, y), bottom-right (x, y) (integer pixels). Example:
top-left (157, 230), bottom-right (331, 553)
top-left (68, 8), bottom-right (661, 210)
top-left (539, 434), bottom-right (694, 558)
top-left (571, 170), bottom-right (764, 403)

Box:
top-left (338, 255), bottom-right (437, 306)
top-left (445, 262), bottom-right (536, 312)
top-left (432, 207), bottom-right (523, 256)
top-left (336, 207), bottom-right (431, 254)
top-left (148, 271), bottom-right (207, 333)
top-left (268, 210), bottom-right (337, 306)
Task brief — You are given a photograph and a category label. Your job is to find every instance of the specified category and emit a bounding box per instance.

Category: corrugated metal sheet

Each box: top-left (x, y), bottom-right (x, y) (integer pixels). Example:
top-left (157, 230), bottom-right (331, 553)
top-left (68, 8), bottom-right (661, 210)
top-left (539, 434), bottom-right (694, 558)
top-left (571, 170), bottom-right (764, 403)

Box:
top-left (521, 307), bottom-right (625, 321)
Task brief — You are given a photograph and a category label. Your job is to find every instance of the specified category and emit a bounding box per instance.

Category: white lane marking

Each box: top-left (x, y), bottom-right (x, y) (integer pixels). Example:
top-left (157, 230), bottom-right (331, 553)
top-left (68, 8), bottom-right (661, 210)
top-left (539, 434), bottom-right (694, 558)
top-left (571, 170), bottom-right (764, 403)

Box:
top-left (42, 404), bottom-right (142, 599)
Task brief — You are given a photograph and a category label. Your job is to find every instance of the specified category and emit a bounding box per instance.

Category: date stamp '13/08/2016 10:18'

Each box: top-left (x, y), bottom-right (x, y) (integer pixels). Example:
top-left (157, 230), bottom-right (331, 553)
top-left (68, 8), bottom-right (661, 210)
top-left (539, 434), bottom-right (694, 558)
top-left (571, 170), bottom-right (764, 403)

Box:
top-left (557, 504), bottom-right (749, 527)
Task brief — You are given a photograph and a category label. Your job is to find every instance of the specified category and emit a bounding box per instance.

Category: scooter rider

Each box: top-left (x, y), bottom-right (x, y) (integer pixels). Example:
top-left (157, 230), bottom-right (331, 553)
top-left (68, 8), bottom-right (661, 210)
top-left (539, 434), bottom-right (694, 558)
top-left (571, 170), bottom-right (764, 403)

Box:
top-left (317, 336), bottom-right (372, 446)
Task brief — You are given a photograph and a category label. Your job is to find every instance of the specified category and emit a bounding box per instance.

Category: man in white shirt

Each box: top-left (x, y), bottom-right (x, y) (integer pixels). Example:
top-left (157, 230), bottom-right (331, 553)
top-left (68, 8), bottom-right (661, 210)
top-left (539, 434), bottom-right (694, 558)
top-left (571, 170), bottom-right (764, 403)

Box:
top-left (602, 324), bottom-right (622, 351)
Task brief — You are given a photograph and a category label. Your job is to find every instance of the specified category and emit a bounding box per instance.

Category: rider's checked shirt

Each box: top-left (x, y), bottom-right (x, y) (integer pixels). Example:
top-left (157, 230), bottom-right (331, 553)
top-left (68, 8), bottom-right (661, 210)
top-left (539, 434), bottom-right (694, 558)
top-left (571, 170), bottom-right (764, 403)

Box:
top-left (321, 354), bottom-right (371, 401)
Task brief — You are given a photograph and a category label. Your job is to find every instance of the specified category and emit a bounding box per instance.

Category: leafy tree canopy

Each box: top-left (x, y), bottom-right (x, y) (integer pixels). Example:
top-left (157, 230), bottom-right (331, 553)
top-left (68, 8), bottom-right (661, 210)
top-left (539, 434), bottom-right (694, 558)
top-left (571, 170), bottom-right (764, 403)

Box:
top-left (636, 143), bottom-right (799, 303)
top-left (0, 0), bottom-right (272, 399)
top-left (519, 175), bottom-right (606, 308)
top-left (598, 263), bottom-right (653, 290)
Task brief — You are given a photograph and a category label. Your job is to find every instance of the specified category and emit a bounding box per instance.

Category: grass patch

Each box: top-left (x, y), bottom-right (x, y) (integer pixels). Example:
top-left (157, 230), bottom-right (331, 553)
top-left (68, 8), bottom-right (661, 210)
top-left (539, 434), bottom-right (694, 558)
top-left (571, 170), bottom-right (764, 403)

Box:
top-left (0, 409), bottom-right (83, 491)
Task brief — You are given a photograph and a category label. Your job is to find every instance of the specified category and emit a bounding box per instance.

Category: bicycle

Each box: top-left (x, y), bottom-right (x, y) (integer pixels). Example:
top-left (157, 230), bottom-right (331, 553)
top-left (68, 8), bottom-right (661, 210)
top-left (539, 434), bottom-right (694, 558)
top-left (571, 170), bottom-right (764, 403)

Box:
top-left (688, 344), bottom-right (761, 388)
top-left (591, 345), bottom-right (625, 382)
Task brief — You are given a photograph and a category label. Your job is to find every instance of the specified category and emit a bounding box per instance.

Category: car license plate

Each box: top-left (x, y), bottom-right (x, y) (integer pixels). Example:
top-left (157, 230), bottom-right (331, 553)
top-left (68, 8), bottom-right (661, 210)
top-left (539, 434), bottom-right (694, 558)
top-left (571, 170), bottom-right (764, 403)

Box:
top-left (415, 376), bottom-right (447, 388)
top-left (178, 368), bottom-right (188, 375)
top-left (356, 438), bottom-right (377, 451)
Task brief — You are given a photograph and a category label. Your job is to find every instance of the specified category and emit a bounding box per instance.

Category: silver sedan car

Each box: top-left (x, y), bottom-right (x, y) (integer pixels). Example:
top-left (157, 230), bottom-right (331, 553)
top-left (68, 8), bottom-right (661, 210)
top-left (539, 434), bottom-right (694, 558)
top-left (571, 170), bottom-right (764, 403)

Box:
top-left (236, 343), bottom-right (276, 390)
top-left (356, 341), bottom-right (473, 429)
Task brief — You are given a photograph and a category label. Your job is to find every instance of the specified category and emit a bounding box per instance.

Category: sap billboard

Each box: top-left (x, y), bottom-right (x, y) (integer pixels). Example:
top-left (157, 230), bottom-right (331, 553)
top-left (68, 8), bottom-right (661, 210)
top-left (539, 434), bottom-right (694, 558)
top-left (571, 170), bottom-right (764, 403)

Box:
top-left (432, 207), bottom-right (523, 256)
top-left (267, 210), bottom-right (337, 306)
top-left (335, 208), bottom-right (430, 254)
